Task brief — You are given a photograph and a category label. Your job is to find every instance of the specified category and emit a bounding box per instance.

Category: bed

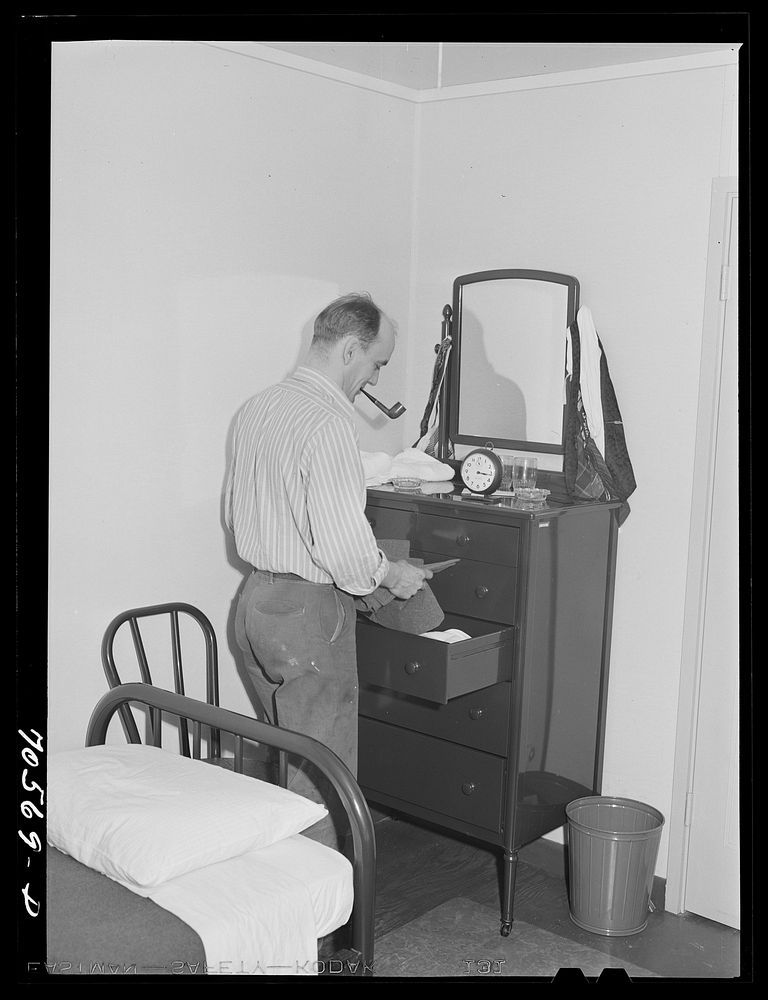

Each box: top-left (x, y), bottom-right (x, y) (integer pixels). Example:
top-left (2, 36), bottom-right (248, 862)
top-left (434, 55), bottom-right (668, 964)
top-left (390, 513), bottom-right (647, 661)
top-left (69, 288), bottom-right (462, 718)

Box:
top-left (46, 682), bottom-right (376, 977)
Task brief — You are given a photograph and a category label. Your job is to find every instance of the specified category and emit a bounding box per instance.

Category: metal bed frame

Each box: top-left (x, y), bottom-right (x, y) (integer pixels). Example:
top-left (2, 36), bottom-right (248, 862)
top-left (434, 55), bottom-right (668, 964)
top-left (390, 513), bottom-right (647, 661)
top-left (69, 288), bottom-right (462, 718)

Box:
top-left (101, 603), bottom-right (222, 758)
top-left (85, 682), bottom-right (377, 972)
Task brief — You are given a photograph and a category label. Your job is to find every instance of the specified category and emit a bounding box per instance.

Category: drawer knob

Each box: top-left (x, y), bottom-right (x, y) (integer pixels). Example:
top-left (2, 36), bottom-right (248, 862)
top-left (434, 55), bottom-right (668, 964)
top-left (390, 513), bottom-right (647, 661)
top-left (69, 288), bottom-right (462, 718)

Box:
top-left (461, 782), bottom-right (476, 796)
top-left (457, 533), bottom-right (471, 546)
top-left (367, 517), bottom-right (376, 529)
top-left (404, 661), bottom-right (421, 675)
top-left (468, 707), bottom-right (484, 720)
top-left (475, 585), bottom-right (489, 599)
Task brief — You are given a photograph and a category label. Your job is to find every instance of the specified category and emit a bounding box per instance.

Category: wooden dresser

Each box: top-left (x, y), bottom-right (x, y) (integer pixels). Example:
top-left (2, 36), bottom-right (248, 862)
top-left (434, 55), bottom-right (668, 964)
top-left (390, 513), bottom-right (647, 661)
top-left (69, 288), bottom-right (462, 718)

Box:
top-left (356, 483), bottom-right (621, 935)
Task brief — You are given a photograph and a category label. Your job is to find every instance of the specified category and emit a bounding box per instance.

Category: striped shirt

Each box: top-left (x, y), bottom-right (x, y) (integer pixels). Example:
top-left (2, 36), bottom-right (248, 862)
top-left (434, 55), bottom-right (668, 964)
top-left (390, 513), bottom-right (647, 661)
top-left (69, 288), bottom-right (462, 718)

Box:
top-left (225, 366), bottom-right (389, 595)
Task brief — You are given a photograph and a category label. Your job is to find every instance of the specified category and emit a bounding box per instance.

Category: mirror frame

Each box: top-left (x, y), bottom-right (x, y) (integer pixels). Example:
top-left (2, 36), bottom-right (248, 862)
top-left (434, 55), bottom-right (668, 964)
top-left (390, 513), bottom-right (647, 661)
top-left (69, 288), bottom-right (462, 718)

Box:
top-left (439, 269), bottom-right (580, 463)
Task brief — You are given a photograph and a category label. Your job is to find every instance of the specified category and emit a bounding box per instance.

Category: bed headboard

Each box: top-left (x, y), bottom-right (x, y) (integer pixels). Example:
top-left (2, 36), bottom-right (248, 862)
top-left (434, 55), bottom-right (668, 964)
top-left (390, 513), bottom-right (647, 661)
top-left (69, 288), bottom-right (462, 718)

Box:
top-left (86, 682), bottom-right (376, 969)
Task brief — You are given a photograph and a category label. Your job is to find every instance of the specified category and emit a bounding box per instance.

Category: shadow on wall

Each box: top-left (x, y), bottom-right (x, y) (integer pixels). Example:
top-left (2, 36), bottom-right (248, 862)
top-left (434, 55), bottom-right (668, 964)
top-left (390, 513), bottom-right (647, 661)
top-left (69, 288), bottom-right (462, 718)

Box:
top-left (459, 308), bottom-right (527, 442)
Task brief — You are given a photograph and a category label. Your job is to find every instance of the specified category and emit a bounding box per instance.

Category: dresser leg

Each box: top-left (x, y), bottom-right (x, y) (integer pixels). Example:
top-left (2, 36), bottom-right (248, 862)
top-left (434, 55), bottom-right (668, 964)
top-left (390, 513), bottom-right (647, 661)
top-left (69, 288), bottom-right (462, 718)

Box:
top-left (500, 849), bottom-right (519, 936)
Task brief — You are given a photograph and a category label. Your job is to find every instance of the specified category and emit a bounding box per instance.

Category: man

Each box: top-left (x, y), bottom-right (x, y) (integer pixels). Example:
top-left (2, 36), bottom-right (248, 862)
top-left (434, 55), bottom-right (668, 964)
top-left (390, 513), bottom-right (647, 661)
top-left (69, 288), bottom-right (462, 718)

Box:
top-left (226, 293), bottom-right (431, 850)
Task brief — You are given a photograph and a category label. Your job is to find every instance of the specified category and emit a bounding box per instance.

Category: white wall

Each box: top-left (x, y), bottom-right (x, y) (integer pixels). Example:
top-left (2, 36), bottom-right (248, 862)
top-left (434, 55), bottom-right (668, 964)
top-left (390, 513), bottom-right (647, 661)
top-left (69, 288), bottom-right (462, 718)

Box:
top-left (48, 41), bottom-right (414, 749)
top-left (48, 42), bottom-right (737, 879)
top-left (405, 65), bottom-right (737, 870)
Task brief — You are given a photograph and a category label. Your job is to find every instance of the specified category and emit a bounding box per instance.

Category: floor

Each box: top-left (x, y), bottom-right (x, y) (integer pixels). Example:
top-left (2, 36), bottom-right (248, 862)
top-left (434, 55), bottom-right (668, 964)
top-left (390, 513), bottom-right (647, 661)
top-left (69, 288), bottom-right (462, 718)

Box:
top-left (349, 808), bottom-right (745, 980)
top-left (236, 748), bottom-right (744, 980)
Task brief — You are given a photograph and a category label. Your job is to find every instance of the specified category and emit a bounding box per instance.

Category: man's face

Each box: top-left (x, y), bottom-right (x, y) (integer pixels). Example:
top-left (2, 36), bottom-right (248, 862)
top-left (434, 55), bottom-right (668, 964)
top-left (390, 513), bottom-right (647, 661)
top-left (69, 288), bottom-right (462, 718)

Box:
top-left (342, 319), bottom-right (396, 402)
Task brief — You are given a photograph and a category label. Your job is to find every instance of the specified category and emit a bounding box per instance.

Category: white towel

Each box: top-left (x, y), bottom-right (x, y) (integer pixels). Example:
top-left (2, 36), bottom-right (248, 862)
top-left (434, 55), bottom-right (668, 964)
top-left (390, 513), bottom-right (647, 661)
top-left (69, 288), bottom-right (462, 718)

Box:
top-left (575, 305), bottom-right (605, 458)
top-left (360, 451), bottom-right (394, 486)
top-left (361, 448), bottom-right (455, 487)
top-left (418, 480), bottom-right (456, 495)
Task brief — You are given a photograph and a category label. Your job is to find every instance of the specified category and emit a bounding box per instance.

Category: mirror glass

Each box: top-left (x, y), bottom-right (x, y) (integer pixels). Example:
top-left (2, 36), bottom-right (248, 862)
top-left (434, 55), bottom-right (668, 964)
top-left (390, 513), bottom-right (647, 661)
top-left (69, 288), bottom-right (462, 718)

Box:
top-left (448, 271), bottom-right (579, 459)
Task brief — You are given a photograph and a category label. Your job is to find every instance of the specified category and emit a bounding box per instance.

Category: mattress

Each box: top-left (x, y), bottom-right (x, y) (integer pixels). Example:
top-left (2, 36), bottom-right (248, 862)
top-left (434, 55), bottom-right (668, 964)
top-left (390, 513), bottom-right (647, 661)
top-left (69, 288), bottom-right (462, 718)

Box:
top-left (47, 845), bottom-right (206, 975)
top-left (48, 835), bottom-right (353, 976)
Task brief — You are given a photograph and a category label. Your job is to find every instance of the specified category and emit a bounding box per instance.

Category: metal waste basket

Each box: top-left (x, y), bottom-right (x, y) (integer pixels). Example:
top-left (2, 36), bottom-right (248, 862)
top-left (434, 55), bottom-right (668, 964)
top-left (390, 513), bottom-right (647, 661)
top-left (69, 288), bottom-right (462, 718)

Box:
top-left (565, 796), bottom-right (664, 936)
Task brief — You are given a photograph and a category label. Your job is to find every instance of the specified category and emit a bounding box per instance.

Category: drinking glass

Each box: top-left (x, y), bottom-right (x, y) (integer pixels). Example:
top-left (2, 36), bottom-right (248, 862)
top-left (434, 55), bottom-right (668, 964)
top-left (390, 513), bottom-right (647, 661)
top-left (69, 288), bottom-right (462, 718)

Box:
top-left (512, 456), bottom-right (537, 492)
top-left (500, 455), bottom-right (515, 492)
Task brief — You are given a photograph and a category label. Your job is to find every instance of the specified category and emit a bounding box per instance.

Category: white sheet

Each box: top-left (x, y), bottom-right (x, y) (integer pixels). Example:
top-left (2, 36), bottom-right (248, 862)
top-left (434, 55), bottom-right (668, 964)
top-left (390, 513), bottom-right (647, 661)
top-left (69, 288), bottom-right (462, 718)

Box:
top-left (114, 834), bottom-right (353, 976)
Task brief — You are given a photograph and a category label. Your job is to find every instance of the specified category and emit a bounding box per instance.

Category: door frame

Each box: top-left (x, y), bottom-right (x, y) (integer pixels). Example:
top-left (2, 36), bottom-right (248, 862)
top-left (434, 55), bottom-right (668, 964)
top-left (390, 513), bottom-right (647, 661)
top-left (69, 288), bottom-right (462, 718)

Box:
top-left (666, 176), bottom-right (739, 915)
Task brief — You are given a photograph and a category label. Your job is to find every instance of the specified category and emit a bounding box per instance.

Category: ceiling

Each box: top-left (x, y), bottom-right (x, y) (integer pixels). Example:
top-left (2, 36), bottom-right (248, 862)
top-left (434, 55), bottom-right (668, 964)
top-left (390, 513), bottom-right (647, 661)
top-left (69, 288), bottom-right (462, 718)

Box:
top-left (256, 41), bottom-right (739, 91)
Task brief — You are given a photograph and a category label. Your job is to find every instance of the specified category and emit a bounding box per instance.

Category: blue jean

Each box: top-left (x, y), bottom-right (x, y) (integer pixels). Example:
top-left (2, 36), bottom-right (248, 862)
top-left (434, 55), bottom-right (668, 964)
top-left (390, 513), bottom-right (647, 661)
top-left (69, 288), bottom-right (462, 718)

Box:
top-left (234, 570), bottom-right (358, 851)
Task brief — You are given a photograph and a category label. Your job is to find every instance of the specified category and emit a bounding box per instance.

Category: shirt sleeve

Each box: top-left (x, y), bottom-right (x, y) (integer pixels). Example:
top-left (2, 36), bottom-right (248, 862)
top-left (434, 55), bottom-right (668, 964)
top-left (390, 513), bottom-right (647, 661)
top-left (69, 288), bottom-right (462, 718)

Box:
top-left (305, 418), bottom-right (390, 595)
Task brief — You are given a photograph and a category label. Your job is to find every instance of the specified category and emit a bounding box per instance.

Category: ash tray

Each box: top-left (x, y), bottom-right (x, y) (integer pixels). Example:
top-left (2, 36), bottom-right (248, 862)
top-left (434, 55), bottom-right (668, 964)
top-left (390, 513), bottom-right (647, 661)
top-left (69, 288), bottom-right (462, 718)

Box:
top-left (392, 477), bottom-right (422, 492)
top-left (512, 487), bottom-right (550, 511)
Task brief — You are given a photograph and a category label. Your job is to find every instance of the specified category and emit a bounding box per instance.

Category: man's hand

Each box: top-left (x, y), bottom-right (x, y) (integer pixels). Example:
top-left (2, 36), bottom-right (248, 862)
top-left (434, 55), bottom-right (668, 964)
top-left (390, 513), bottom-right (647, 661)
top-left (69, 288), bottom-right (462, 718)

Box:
top-left (382, 559), bottom-right (434, 600)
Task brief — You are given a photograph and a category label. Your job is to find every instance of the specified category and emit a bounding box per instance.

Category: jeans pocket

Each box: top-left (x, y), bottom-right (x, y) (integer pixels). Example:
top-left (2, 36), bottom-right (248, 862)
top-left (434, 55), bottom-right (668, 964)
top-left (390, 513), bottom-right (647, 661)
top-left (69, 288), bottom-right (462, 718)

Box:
top-left (243, 597), bottom-right (308, 675)
top-left (317, 589), bottom-right (346, 644)
top-left (250, 599), bottom-right (306, 618)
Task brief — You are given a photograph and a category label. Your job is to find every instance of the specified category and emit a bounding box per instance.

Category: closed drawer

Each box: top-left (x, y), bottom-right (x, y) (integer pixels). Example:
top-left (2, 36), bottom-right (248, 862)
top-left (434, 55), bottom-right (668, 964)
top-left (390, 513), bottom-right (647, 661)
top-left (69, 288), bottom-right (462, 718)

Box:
top-left (413, 512), bottom-right (520, 567)
top-left (415, 550), bottom-right (517, 626)
top-left (365, 505), bottom-right (415, 540)
top-left (359, 718), bottom-right (505, 832)
top-left (356, 613), bottom-right (514, 705)
top-left (359, 681), bottom-right (511, 756)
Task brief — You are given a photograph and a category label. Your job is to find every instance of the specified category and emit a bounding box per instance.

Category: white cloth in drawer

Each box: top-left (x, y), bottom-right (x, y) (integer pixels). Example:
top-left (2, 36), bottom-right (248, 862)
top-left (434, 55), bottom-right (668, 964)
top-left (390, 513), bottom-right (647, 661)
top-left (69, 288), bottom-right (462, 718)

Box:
top-left (419, 629), bottom-right (472, 643)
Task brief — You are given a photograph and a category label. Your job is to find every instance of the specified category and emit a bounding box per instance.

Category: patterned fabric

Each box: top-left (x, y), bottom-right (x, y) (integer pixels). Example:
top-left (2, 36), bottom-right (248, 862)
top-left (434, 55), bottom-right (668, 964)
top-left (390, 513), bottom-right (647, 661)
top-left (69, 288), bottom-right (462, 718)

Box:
top-left (225, 367), bottom-right (389, 595)
top-left (412, 336), bottom-right (453, 455)
top-left (564, 318), bottom-right (636, 524)
top-left (571, 394), bottom-right (615, 501)
top-left (599, 347), bottom-right (637, 507)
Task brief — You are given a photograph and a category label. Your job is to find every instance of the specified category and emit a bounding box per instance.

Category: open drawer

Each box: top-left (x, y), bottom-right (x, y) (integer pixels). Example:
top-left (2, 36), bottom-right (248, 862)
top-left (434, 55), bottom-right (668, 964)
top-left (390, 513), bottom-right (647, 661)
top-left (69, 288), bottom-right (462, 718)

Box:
top-left (356, 613), bottom-right (515, 705)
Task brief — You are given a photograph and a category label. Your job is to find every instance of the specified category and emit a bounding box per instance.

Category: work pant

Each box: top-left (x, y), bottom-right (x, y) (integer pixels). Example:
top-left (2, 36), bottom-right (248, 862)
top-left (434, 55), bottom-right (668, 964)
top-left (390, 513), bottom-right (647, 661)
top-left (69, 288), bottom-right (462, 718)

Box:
top-left (234, 569), bottom-right (358, 853)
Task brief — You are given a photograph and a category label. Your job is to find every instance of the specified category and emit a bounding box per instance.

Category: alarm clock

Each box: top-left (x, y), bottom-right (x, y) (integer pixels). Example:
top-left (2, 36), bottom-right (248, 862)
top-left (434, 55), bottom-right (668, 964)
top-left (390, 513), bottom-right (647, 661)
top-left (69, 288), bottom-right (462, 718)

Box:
top-left (460, 448), bottom-right (504, 496)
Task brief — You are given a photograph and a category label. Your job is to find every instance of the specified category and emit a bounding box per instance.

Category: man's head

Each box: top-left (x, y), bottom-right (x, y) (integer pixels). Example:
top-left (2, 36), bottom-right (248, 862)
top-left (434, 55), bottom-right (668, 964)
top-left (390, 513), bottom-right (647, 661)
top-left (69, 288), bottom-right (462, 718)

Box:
top-left (309, 293), bottom-right (396, 402)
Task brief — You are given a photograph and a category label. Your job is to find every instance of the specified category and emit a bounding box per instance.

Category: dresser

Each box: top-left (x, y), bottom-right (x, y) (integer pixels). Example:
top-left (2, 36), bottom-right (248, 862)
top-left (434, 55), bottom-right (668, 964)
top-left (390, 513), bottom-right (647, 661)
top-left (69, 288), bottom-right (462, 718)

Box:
top-left (356, 483), bottom-right (621, 935)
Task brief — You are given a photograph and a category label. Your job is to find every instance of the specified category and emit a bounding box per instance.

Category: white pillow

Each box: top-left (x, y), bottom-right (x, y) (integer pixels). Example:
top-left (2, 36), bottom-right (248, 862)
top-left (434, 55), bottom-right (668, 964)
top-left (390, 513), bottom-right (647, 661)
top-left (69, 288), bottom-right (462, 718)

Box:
top-left (47, 743), bottom-right (328, 887)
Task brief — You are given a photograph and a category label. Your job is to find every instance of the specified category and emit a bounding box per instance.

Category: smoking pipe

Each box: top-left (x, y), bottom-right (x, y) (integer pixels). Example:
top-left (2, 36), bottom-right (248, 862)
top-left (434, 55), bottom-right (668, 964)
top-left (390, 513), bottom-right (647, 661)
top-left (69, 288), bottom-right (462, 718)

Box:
top-left (361, 389), bottom-right (406, 419)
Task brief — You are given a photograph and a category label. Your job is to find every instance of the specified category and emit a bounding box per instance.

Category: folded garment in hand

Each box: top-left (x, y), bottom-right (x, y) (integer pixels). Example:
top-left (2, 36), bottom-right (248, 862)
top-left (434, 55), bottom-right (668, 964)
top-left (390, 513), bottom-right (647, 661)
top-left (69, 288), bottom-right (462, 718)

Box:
top-left (353, 539), bottom-right (444, 634)
top-left (361, 448), bottom-right (455, 487)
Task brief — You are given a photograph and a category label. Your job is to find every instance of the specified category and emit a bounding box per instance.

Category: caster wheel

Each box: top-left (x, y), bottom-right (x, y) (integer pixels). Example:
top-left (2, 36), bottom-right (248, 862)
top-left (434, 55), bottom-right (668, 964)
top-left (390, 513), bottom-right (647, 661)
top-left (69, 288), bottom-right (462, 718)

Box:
top-left (500, 922), bottom-right (512, 937)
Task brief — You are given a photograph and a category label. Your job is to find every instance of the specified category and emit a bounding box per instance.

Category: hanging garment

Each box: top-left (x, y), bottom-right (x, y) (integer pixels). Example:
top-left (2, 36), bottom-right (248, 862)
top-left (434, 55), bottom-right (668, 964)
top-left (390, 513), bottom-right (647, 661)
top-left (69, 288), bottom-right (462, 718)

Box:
top-left (573, 306), bottom-right (605, 458)
top-left (564, 306), bottom-right (636, 524)
top-left (412, 336), bottom-right (453, 456)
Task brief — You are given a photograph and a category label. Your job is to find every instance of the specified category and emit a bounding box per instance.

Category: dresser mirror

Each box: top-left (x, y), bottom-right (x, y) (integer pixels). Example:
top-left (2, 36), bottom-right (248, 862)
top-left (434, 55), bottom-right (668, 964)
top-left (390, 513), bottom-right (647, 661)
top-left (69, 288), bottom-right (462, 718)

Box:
top-left (440, 270), bottom-right (580, 471)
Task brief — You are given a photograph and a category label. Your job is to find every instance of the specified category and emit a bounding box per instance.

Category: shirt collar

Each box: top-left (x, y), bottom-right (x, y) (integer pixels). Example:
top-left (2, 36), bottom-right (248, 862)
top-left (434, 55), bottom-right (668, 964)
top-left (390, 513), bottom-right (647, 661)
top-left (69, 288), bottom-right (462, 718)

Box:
top-left (291, 366), bottom-right (356, 419)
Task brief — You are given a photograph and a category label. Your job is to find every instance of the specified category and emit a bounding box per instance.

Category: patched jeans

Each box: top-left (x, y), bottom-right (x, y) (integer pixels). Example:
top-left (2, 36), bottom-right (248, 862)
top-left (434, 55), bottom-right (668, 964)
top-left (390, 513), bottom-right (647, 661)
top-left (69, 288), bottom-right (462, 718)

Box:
top-left (234, 570), bottom-right (358, 852)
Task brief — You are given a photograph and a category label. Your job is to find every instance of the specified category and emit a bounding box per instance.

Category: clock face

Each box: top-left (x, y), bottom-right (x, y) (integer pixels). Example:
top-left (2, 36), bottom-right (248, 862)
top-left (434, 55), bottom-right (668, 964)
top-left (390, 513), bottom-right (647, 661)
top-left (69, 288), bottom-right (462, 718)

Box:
top-left (460, 449), bottom-right (502, 495)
